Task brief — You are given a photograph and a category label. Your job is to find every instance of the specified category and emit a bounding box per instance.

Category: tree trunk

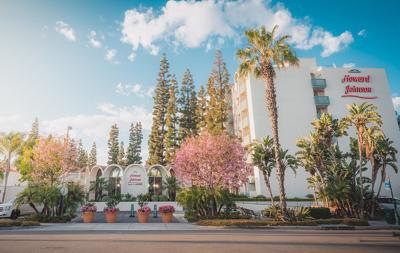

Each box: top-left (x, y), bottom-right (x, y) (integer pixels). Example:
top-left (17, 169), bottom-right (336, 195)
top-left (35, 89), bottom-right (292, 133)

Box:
top-left (262, 172), bottom-right (275, 206)
top-left (1, 155), bottom-right (11, 203)
top-left (376, 164), bottom-right (386, 198)
top-left (262, 63), bottom-right (287, 214)
top-left (357, 132), bottom-right (365, 219)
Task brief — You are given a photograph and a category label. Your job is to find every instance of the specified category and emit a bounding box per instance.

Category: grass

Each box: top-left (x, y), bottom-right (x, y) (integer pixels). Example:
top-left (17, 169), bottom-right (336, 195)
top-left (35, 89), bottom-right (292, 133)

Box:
top-left (196, 218), bottom-right (369, 227)
top-left (0, 219), bottom-right (40, 228)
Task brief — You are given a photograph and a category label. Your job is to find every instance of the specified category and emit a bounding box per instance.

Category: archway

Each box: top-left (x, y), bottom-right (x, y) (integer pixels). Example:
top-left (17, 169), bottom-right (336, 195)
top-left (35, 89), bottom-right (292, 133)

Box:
top-left (109, 167), bottom-right (122, 196)
top-left (148, 167), bottom-right (163, 196)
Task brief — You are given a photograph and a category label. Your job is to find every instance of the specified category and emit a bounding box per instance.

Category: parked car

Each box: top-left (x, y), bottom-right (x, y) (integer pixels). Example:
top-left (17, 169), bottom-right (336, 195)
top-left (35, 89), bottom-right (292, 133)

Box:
top-left (0, 198), bottom-right (37, 219)
top-left (377, 197), bottom-right (400, 210)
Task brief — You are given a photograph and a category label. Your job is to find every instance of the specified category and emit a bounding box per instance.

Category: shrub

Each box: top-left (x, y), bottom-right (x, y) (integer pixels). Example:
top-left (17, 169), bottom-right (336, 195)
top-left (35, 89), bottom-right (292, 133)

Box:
top-left (137, 193), bottom-right (151, 207)
top-left (21, 221), bottom-right (40, 227)
top-left (25, 214), bottom-right (73, 223)
top-left (122, 193), bottom-right (135, 201)
top-left (184, 211), bottom-right (199, 222)
top-left (286, 206), bottom-right (311, 221)
top-left (0, 219), bottom-right (22, 227)
top-left (262, 204), bottom-right (281, 218)
top-left (309, 207), bottom-right (332, 219)
top-left (196, 218), bottom-right (369, 227)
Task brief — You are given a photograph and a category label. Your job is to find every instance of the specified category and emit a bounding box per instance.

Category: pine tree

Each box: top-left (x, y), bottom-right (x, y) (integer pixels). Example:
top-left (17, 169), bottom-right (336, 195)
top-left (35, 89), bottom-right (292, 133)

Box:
top-left (205, 76), bottom-right (219, 132)
top-left (126, 123), bottom-right (136, 164)
top-left (88, 142), bottom-right (97, 167)
top-left (196, 85), bottom-right (207, 131)
top-left (164, 74), bottom-right (179, 164)
top-left (133, 122), bottom-right (143, 164)
top-left (107, 124), bottom-right (119, 165)
top-left (77, 139), bottom-right (88, 168)
top-left (209, 50), bottom-right (230, 133)
top-left (178, 69), bottom-right (197, 142)
top-left (118, 141), bottom-right (126, 166)
top-left (28, 117), bottom-right (39, 141)
top-left (148, 54), bottom-right (170, 165)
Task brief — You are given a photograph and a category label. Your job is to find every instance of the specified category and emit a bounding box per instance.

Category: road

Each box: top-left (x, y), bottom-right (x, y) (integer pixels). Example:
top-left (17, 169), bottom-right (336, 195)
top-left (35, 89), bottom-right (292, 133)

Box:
top-left (0, 229), bottom-right (399, 253)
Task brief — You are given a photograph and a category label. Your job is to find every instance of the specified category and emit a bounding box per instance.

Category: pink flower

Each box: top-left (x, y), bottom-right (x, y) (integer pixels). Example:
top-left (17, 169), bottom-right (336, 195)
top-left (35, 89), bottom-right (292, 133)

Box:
top-left (103, 207), bottom-right (119, 213)
top-left (137, 205), bottom-right (151, 214)
top-left (81, 203), bottom-right (97, 212)
top-left (158, 205), bottom-right (175, 213)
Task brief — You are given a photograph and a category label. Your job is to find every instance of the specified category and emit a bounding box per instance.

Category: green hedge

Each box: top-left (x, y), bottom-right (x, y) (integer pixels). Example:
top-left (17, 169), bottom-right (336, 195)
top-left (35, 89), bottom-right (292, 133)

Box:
top-left (0, 219), bottom-right (40, 227)
top-left (232, 195), bottom-right (314, 202)
top-left (309, 207), bottom-right (332, 219)
top-left (24, 214), bottom-right (74, 223)
top-left (197, 218), bottom-right (369, 227)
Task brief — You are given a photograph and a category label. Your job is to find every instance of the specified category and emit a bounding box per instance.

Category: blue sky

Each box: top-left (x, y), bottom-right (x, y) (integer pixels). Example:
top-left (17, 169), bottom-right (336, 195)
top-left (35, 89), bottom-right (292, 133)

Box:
top-left (0, 0), bottom-right (399, 164)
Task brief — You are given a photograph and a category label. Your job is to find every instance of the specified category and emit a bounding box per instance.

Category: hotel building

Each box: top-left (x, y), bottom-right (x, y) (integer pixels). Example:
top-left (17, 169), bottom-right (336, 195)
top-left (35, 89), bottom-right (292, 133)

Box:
top-left (231, 58), bottom-right (400, 197)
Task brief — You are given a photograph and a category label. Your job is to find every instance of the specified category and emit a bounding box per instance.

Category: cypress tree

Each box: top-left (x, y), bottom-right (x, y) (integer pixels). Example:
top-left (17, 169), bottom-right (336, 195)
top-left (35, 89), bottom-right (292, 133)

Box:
top-left (88, 142), bottom-right (97, 167)
top-left (28, 117), bottom-right (39, 141)
top-left (133, 122), bottom-right (143, 164)
top-left (126, 123), bottom-right (135, 164)
top-left (107, 124), bottom-right (119, 165)
top-left (77, 139), bottom-right (88, 168)
top-left (147, 54), bottom-right (170, 165)
top-left (178, 69), bottom-right (197, 142)
top-left (205, 76), bottom-right (219, 132)
top-left (118, 141), bottom-right (126, 166)
top-left (209, 50), bottom-right (230, 133)
top-left (196, 85), bottom-right (207, 131)
top-left (164, 74), bottom-right (179, 164)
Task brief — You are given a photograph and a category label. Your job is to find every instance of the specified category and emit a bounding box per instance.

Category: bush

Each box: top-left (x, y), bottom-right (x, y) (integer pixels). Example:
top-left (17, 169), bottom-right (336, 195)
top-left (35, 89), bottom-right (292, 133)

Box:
top-left (197, 218), bottom-right (368, 227)
top-left (25, 214), bottom-right (73, 223)
top-left (21, 221), bottom-right (40, 227)
top-left (151, 195), bottom-right (169, 201)
top-left (310, 207), bottom-right (332, 219)
top-left (184, 211), bottom-right (199, 222)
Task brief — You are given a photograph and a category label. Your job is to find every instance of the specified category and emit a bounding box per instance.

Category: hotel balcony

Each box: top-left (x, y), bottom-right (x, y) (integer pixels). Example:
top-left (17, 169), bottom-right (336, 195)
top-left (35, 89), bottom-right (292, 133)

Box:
top-left (311, 78), bottom-right (327, 89)
top-left (314, 95), bottom-right (330, 107)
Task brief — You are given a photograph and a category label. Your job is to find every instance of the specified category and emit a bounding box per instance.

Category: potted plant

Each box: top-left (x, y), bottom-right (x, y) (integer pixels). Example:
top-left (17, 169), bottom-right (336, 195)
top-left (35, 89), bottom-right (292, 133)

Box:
top-left (103, 196), bottom-right (120, 223)
top-left (81, 203), bottom-right (97, 223)
top-left (159, 205), bottom-right (175, 223)
top-left (136, 194), bottom-right (151, 223)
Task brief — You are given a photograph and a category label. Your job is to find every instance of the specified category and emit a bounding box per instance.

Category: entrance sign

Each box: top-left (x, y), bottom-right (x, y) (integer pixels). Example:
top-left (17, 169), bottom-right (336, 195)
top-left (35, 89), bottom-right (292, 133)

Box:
top-left (123, 165), bottom-right (147, 196)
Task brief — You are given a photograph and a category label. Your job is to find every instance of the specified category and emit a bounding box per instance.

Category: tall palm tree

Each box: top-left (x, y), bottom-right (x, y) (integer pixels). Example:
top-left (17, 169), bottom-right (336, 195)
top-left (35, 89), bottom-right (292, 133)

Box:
top-left (237, 25), bottom-right (299, 213)
top-left (375, 137), bottom-right (398, 197)
top-left (343, 102), bottom-right (382, 218)
top-left (363, 126), bottom-right (383, 196)
top-left (0, 132), bottom-right (24, 203)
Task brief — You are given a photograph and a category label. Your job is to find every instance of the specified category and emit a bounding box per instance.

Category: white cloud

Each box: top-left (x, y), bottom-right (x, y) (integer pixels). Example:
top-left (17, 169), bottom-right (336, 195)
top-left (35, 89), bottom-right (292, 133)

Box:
top-left (343, 63), bottom-right (355, 68)
top-left (393, 96), bottom-right (400, 112)
top-left (128, 52), bottom-right (136, 62)
top-left (115, 82), bottom-right (153, 97)
top-left (88, 31), bottom-right (102, 48)
top-left (120, 0), bottom-right (354, 58)
top-left (105, 49), bottom-right (119, 64)
top-left (358, 29), bottom-right (367, 37)
top-left (55, 21), bottom-right (77, 41)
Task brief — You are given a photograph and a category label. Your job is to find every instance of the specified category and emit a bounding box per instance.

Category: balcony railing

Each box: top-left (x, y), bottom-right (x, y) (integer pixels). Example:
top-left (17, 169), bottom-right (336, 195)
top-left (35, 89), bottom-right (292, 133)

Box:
top-left (314, 96), bottom-right (330, 107)
top-left (311, 78), bottom-right (327, 89)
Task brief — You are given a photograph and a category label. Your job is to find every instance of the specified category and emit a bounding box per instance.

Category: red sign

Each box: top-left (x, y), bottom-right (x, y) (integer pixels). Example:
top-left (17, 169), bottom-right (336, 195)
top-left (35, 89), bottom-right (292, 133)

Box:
top-left (341, 71), bottom-right (377, 99)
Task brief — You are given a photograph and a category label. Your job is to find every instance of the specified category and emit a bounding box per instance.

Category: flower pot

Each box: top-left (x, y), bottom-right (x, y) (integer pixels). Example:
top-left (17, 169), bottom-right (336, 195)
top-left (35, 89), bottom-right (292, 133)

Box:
top-left (161, 212), bottom-right (174, 223)
top-left (104, 211), bottom-right (118, 223)
top-left (82, 212), bottom-right (95, 223)
top-left (136, 211), bottom-right (150, 223)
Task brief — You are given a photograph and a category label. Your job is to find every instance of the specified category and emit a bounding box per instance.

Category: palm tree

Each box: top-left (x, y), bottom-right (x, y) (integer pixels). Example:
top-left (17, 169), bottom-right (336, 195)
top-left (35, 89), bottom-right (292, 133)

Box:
top-left (343, 102), bottom-right (382, 218)
top-left (0, 132), bottom-right (24, 203)
top-left (164, 176), bottom-right (180, 201)
top-left (89, 177), bottom-right (109, 201)
top-left (363, 126), bottom-right (383, 196)
top-left (237, 25), bottom-right (299, 213)
top-left (251, 137), bottom-right (275, 205)
top-left (376, 137), bottom-right (398, 197)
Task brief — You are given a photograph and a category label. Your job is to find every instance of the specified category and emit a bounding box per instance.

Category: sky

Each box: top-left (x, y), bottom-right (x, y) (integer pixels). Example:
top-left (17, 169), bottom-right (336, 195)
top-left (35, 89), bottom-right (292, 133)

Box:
top-left (0, 0), bottom-right (399, 164)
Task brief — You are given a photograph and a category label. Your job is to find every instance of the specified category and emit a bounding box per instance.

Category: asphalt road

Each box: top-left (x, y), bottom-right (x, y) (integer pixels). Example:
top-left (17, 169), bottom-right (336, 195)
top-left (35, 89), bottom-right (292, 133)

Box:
top-left (0, 229), bottom-right (399, 253)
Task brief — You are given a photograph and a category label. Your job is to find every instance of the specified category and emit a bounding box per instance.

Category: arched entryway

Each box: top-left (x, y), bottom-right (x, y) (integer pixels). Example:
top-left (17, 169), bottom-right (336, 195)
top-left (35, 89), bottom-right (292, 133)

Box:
top-left (148, 167), bottom-right (162, 196)
top-left (109, 167), bottom-right (122, 196)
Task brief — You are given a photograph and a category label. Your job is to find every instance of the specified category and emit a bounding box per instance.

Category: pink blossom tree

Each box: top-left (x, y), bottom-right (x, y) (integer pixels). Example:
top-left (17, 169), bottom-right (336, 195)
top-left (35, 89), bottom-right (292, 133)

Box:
top-left (174, 131), bottom-right (251, 192)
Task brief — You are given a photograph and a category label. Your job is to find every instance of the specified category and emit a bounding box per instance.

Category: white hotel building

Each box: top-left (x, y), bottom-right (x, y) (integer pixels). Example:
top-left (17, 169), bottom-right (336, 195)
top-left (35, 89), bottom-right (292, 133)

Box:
top-left (231, 58), bottom-right (400, 198)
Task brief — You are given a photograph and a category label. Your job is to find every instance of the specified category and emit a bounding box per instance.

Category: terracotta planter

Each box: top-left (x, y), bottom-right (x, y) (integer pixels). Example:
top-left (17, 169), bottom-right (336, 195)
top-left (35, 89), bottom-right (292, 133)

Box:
top-left (161, 212), bottom-right (174, 223)
top-left (136, 211), bottom-right (150, 223)
top-left (104, 211), bottom-right (118, 223)
top-left (82, 212), bottom-right (95, 223)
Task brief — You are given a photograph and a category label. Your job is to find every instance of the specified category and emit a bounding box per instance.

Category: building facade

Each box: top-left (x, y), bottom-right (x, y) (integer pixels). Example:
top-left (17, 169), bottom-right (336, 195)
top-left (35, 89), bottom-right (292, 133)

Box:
top-left (231, 58), bottom-right (400, 197)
